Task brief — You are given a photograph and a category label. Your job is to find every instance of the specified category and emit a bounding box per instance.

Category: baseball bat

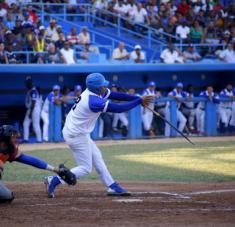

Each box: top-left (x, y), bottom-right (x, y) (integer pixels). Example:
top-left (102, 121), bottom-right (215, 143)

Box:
top-left (145, 105), bottom-right (195, 145)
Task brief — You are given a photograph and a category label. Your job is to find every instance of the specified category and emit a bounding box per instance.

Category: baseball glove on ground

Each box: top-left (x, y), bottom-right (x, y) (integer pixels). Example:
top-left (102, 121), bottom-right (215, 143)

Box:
top-left (58, 164), bottom-right (77, 185)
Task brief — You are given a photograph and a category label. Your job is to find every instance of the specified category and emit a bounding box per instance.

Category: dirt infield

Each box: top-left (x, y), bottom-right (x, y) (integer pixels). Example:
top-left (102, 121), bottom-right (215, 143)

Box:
top-left (1, 182), bottom-right (235, 227)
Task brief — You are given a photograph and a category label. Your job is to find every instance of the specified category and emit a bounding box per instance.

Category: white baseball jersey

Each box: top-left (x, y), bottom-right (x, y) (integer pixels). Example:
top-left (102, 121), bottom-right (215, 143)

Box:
top-left (25, 87), bottom-right (41, 110)
top-left (63, 88), bottom-right (110, 136)
top-left (197, 90), bottom-right (219, 109)
top-left (142, 88), bottom-right (156, 110)
top-left (219, 88), bottom-right (233, 108)
top-left (168, 88), bottom-right (188, 108)
top-left (42, 91), bottom-right (62, 113)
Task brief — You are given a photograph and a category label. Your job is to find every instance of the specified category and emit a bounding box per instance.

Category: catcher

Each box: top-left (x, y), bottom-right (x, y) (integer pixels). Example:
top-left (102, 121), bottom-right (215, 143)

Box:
top-left (0, 125), bottom-right (76, 203)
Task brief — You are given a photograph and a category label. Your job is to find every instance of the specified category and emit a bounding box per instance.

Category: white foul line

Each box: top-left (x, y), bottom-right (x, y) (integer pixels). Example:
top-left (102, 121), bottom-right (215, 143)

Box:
top-left (186, 189), bottom-right (235, 195)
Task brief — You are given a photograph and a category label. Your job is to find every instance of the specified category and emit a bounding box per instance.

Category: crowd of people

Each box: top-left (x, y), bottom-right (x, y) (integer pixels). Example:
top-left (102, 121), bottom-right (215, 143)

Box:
top-left (23, 77), bottom-right (235, 142)
top-left (0, 0), bottom-right (234, 63)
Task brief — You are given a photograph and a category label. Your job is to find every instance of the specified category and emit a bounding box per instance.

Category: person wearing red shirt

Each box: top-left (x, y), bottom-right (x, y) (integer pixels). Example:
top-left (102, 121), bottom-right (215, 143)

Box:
top-left (177, 0), bottom-right (190, 16)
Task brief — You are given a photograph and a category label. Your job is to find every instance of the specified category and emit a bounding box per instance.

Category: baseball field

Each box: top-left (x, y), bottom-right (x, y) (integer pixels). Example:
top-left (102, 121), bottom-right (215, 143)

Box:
top-left (1, 137), bottom-right (235, 227)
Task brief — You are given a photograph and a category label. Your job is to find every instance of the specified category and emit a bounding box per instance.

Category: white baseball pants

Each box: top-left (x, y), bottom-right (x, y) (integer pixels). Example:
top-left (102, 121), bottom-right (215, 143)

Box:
top-left (196, 108), bottom-right (205, 134)
top-left (142, 110), bottom-right (153, 131)
top-left (218, 107), bottom-right (232, 127)
top-left (23, 108), bottom-right (42, 142)
top-left (41, 110), bottom-right (49, 142)
top-left (230, 102), bottom-right (235, 126)
top-left (63, 133), bottom-right (114, 187)
top-left (182, 108), bottom-right (196, 130)
top-left (112, 113), bottom-right (128, 128)
top-left (165, 107), bottom-right (187, 137)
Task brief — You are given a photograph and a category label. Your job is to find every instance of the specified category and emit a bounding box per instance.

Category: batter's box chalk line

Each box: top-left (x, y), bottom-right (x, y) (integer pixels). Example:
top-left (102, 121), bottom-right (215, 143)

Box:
top-left (113, 199), bottom-right (143, 203)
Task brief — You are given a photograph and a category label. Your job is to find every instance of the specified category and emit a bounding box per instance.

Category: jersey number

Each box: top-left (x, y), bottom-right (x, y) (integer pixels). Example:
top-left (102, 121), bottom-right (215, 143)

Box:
top-left (72, 96), bottom-right (81, 111)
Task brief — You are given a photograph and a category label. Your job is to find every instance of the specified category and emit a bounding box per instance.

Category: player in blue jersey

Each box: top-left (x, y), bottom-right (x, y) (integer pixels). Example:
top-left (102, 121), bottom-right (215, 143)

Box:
top-left (44, 73), bottom-right (154, 198)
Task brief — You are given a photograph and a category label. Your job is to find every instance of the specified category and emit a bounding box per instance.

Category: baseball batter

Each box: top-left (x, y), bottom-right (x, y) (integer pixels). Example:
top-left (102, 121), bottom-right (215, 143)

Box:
top-left (45, 73), bottom-right (153, 198)
top-left (23, 78), bottom-right (42, 142)
top-left (0, 125), bottom-right (75, 203)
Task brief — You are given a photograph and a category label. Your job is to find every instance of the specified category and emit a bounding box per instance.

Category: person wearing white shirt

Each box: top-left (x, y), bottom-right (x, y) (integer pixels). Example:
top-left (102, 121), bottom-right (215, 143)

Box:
top-left (176, 20), bottom-right (190, 41)
top-left (130, 3), bottom-right (149, 25)
top-left (218, 43), bottom-right (235, 63)
top-left (113, 0), bottom-right (128, 16)
top-left (130, 45), bottom-right (145, 63)
top-left (78, 27), bottom-right (91, 45)
top-left (183, 45), bottom-right (202, 62)
top-left (218, 84), bottom-right (234, 132)
top-left (112, 42), bottom-right (129, 60)
top-left (60, 41), bottom-right (76, 64)
top-left (160, 43), bottom-right (184, 64)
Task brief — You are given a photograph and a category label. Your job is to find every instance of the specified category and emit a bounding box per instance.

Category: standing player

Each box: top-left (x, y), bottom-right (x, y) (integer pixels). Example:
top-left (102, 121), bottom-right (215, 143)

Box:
top-left (165, 83), bottom-right (188, 137)
top-left (0, 125), bottom-right (75, 203)
top-left (45, 73), bottom-right (154, 198)
top-left (23, 78), bottom-right (42, 143)
top-left (196, 86), bottom-right (219, 135)
top-left (141, 81), bottom-right (157, 136)
top-left (218, 84), bottom-right (234, 133)
top-left (41, 85), bottom-right (63, 142)
top-left (227, 86), bottom-right (235, 131)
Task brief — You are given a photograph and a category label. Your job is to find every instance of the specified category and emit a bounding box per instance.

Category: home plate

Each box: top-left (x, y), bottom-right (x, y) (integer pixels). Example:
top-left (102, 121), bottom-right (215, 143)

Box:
top-left (114, 199), bottom-right (143, 203)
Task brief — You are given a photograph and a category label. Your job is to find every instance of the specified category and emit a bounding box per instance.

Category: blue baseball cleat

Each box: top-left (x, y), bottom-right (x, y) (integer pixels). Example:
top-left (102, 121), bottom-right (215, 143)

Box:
top-left (44, 176), bottom-right (61, 198)
top-left (107, 182), bottom-right (131, 196)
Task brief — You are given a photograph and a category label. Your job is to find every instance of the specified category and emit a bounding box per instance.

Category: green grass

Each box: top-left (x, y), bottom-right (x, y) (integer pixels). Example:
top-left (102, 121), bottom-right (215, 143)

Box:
top-left (3, 141), bottom-right (235, 183)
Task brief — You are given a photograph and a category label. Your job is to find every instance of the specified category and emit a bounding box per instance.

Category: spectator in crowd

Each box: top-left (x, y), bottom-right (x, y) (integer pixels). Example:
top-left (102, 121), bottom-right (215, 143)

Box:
top-left (41, 85), bottom-right (63, 142)
top-left (202, 20), bottom-right (220, 44)
top-left (67, 27), bottom-right (81, 45)
top-left (141, 81), bottom-right (158, 137)
top-left (46, 19), bottom-right (59, 42)
top-left (165, 82), bottom-right (187, 137)
top-left (60, 40), bottom-right (77, 64)
top-left (218, 84), bottom-right (234, 133)
top-left (80, 43), bottom-right (100, 60)
top-left (6, 43), bottom-right (20, 64)
top-left (27, 5), bottom-right (38, 24)
top-left (113, 0), bottom-right (128, 17)
top-left (160, 43), bottom-right (184, 64)
top-left (23, 78), bottom-right (42, 143)
top-left (183, 44), bottom-right (202, 62)
top-left (45, 43), bottom-right (60, 64)
top-left (38, 25), bottom-right (46, 38)
top-left (0, 42), bottom-right (9, 64)
top-left (78, 26), bottom-right (90, 45)
top-left (190, 20), bottom-right (203, 43)
top-left (130, 3), bottom-right (150, 34)
top-left (21, 11), bottom-right (33, 28)
top-left (218, 42), bottom-right (235, 63)
top-left (196, 86), bottom-right (219, 135)
top-left (0, 5), bottom-right (7, 19)
top-left (33, 33), bottom-right (46, 63)
top-left (4, 13), bottom-right (14, 30)
top-left (55, 32), bottom-right (65, 51)
top-left (177, 0), bottom-right (190, 16)
top-left (94, 0), bottom-right (108, 20)
top-left (112, 42), bottom-right (129, 60)
top-left (12, 18), bottom-right (23, 39)
top-left (176, 19), bottom-right (190, 42)
top-left (182, 84), bottom-right (197, 133)
top-left (130, 45), bottom-right (145, 63)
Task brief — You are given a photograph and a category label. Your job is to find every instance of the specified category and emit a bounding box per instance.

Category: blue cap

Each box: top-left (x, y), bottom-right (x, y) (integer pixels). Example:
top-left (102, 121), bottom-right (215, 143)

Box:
top-left (53, 85), bottom-right (60, 90)
top-left (23, 11), bottom-right (30, 17)
top-left (86, 73), bottom-right (109, 94)
top-left (176, 82), bottom-right (183, 88)
top-left (74, 85), bottom-right (82, 91)
top-left (148, 81), bottom-right (156, 87)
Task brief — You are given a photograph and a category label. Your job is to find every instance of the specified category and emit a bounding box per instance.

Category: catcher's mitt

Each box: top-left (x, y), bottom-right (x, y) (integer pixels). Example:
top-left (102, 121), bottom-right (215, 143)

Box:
top-left (58, 164), bottom-right (77, 185)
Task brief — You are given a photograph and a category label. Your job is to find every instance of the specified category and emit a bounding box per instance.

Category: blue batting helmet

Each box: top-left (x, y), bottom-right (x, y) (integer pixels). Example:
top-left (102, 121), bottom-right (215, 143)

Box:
top-left (148, 81), bottom-right (156, 87)
top-left (86, 73), bottom-right (109, 94)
